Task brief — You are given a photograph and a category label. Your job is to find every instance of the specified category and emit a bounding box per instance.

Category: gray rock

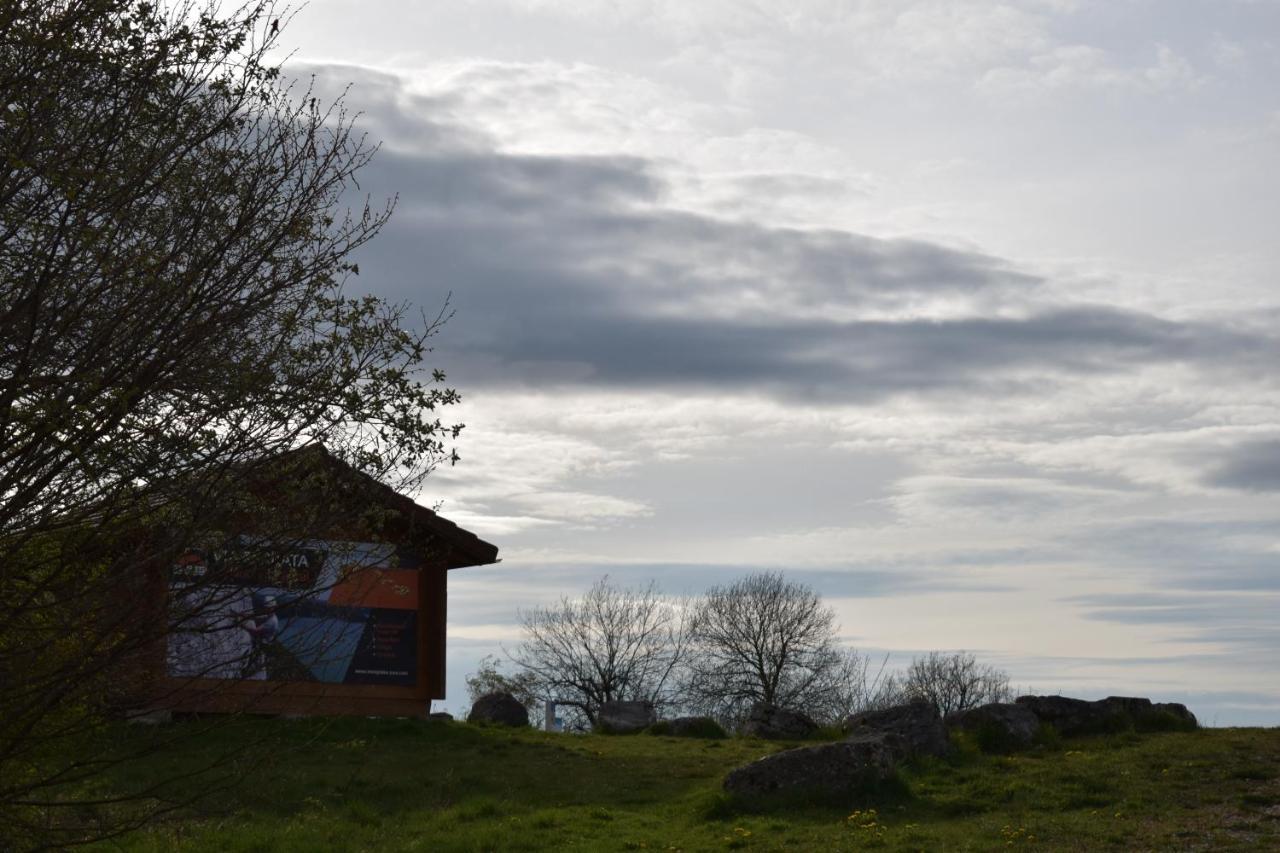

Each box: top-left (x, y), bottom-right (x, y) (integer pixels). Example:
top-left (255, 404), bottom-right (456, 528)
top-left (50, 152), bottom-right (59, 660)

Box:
top-left (428, 711), bottom-right (454, 721)
top-left (1015, 695), bottom-right (1114, 736)
top-left (1096, 696), bottom-right (1196, 729)
top-left (659, 716), bottom-right (727, 738)
top-left (946, 702), bottom-right (1040, 751)
top-left (1152, 702), bottom-right (1198, 729)
top-left (740, 702), bottom-right (819, 740)
top-left (467, 691), bottom-right (529, 727)
top-left (596, 700), bottom-right (657, 734)
top-left (723, 738), bottom-right (896, 797)
top-left (1098, 696), bottom-right (1155, 718)
top-left (842, 699), bottom-right (950, 760)
top-left (1016, 694), bottom-right (1199, 735)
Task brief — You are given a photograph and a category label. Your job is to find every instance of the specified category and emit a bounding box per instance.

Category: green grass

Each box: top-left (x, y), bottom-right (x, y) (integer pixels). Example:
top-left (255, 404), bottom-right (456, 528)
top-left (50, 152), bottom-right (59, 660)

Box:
top-left (88, 718), bottom-right (1280, 851)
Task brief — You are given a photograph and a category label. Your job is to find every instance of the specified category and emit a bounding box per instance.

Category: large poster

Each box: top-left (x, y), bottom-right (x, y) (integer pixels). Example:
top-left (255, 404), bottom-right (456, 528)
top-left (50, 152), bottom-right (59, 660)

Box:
top-left (166, 539), bottom-right (421, 687)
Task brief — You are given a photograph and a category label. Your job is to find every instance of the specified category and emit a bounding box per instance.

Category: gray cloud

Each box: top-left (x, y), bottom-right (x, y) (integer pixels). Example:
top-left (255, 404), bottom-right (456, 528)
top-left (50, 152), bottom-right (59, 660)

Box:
top-left (451, 561), bottom-right (1007, 611)
top-left (297, 64), bottom-right (1280, 405)
top-left (1056, 519), bottom-right (1280, 593)
top-left (1063, 589), bottom-right (1280, 678)
top-left (1205, 439), bottom-right (1280, 492)
top-left (345, 139), bottom-right (1277, 403)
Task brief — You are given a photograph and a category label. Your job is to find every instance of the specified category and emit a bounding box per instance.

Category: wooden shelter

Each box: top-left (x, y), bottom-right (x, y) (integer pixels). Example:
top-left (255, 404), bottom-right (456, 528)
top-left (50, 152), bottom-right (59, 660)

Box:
top-left (151, 446), bottom-right (499, 717)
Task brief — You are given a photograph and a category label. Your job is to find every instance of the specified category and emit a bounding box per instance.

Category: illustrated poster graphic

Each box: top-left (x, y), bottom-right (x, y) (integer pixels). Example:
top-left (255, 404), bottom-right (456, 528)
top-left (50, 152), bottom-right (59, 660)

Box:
top-left (166, 540), bottom-right (419, 687)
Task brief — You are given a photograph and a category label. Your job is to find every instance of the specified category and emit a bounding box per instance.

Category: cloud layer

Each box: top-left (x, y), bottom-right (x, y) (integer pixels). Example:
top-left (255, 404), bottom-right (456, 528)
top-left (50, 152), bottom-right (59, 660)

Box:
top-left (323, 68), bottom-right (1278, 412)
top-left (282, 0), bottom-right (1280, 723)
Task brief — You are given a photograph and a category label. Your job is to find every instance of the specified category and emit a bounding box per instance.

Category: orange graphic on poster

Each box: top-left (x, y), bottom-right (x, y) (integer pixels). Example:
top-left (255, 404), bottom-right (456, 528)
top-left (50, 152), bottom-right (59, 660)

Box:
top-left (328, 566), bottom-right (419, 610)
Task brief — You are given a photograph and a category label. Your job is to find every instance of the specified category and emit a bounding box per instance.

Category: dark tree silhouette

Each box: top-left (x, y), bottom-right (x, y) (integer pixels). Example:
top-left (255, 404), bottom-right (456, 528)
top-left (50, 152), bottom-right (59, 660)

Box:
top-left (901, 650), bottom-right (1012, 717)
top-left (0, 1), bottom-right (459, 846)
top-left (510, 577), bottom-right (686, 729)
top-left (681, 570), bottom-right (869, 726)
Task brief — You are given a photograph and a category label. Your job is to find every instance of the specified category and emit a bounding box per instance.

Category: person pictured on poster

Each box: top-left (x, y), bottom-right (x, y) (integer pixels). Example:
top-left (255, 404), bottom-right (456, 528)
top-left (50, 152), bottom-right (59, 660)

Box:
top-left (240, 594), bottom-right (279, 679)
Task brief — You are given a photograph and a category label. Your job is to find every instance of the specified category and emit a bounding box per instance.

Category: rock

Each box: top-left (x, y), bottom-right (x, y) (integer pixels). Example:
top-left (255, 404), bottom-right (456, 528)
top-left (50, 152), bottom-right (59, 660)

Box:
top-left (1095, 696), bottom-right (1196, 731)
top-left (595, 700), bottom-right (657, 734)
top-left (740, 702), bottom-right (819, 740)
top-left (842, 699), bottom-right (950, 760)
top-left (1152, 702), bottom-right (1197, 730)
top-left (1017, 694), bottom-right (1196, 736)
top-left (467, 691), bottom-right (529, 727)
top-left (1015, 695), bottom-right (1115, 736)
top-left (428, 711), bottom-right (454, 721)
top-left (651, 716), bottom-right (727, 739)
top-left (1098, 696), bottom-right (1155, 718)
top-left (723, 738), bottom-right (895, 797)
top-left (946, 702), bottom-right (1041, 752)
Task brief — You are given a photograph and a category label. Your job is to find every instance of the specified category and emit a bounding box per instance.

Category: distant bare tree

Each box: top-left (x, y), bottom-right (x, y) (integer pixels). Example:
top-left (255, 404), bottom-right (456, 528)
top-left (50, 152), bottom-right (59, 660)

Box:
top-left (901, 651), bottom-right (1012, 717)
top-left (510, 578), bottom-right (686, 729)
top-left (680, 571), bottom-right (864, 726)
top-left (808, 647), bottom-right (903, 722)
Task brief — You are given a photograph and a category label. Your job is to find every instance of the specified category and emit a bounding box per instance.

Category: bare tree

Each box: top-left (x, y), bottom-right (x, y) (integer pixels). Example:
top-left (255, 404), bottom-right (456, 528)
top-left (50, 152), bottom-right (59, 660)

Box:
top-left (824, 651), bottom-right (905, 719)
top-left (901, 651), bottom-right (1012, 717)
top-left (680, 571), bottom-right (863, 726)
top-left (510, 577), bottom-right (686, 729)
top-left (1, 1), bottom-right (461, 846)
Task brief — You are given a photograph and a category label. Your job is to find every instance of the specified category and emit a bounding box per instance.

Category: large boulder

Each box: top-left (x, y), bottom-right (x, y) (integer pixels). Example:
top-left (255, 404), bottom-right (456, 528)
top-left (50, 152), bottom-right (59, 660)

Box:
top-left (842, 699), bottom-right (950, 761)
top-left (740, 702), bottom-right (819, 740)
top-left (723, 738), bottom-right (895, 797)
top-left (651, 716), bottom-right (728, 739)
top-left (1015, 695), bottom-right (1113, 736)
top-left (467, 691), bottom-right (529, 727)
top-left (1016, 694), bottom-right (1197, 735)
top-left (1098, 696), bottom-right (1195, 730)
top-left (1098, 696), bottom-right (1155, 718)
top-left (595, 700), bottom-right (657, 734)
top-left (946, 702), bottom-right (1041, 752)
top-left (1152, 702), bottom-right (1198, 730)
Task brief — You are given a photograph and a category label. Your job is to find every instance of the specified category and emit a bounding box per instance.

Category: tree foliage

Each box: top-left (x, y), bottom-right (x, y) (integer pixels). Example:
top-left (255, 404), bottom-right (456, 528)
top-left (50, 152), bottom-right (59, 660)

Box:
top-left (509, 577), bottom-right (686, 729)
top-left (0, 1), bottom-right (458, 846)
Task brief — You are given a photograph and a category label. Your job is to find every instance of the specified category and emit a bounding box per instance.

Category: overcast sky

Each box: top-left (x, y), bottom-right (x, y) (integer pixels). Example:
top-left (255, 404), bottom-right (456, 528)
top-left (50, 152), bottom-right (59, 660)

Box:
top-left (282, 0), bottom-right (1279, 725)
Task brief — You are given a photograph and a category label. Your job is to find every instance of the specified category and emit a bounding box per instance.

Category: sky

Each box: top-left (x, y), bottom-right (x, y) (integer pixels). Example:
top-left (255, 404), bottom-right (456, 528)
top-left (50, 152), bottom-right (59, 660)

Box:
top-left (280, 0), bottom-right (1279, 725)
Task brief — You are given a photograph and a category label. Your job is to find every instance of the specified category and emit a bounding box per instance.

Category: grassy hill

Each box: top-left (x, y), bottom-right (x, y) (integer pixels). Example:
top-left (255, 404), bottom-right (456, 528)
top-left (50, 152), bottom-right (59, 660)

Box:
top-left (99, 716), bottom-right (1279, 851)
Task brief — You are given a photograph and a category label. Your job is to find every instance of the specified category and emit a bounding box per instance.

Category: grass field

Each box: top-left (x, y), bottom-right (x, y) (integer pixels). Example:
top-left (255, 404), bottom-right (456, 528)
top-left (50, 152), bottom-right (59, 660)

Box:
top-left (97, 716), bottom-right (1280, 852)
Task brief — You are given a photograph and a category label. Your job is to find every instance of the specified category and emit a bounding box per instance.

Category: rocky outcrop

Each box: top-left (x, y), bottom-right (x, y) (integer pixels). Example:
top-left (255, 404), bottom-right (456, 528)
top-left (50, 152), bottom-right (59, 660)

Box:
top-left (723, 692), bottom-right (1198, 803)
top-left (842, 699), bottom-right (950, 761)
top-left (1017, 695), bottom-right (1198, 735)
top-left (1152, 702), bottom-right (1198, 729)
top-left (595, 700), bottom-right (657, 734)
top-left (946, 702), bottom-right (1041, 752)
top-left (1098, 696), bottom-right (1155, 719)
top-left (1015, 695), bottom-right (1114, 736)
top-left (740, 702), bottom-right (819, 740)
top-left (467, 691), bottom-right (529, 727)
top-left (722, 738), bottom-right (895, 797)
